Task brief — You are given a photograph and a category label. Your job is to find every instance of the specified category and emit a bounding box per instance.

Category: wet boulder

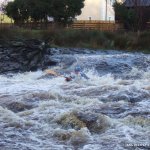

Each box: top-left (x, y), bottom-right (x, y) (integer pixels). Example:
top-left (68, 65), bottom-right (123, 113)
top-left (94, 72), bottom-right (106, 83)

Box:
top-left (43, 55), bottom-right (57, 67)
top-left (75, 111), bottom-right (111, 133)
top-left (7, 102), bottom-right (33, 113)
top-left (56, 112), bottom-right (86, 130)
top-left (0, 39), bottom-right (57, 74)
top-left (56, 111), bottom-right (111, 133)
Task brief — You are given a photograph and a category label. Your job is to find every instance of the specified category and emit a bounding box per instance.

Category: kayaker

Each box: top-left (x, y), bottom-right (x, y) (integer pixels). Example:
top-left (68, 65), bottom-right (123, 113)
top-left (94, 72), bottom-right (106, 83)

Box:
top-left (65, 66), bottom-right (89, 82)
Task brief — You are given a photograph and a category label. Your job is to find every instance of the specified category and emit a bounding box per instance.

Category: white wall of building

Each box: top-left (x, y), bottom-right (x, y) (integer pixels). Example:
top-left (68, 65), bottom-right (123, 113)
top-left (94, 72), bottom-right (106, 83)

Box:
top-left (77, 0), bottom-right (101, 20)
top-left (77, 0), bottom-right (116, 21)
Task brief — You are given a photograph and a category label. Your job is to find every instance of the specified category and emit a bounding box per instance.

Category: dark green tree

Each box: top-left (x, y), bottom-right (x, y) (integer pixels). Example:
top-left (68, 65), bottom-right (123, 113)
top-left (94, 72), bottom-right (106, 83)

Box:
top-left (4, 0), bottom-right (85, 26)
top-left (51, 0), bottom-right (84, 25)
top-left (5, 0), bottom-right (29, 24)
top-left (27, 0), bottom-right (51, 23)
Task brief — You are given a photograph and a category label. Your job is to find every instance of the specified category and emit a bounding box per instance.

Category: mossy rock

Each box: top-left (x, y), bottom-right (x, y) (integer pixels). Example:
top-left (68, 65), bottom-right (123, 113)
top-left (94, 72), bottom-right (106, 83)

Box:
top-left (56, 111), bottom-right (111, 133)
top-left (56, 112), bottom-right (86, 130)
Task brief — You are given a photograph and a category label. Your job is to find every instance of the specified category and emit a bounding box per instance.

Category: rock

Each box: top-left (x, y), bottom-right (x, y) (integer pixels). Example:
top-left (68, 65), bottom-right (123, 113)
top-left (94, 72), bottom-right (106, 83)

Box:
top-left (26, 51), bottom-right (39, 59)
top-left (56, 112), bottom-right (86, 130)
top-left (75, 111), bottom-right (111, 133)
top-left (43, 55), bottom-right (57, 66)
top-left (28, 54), bottom-right (41, 71)
top-left (75, 112), bottom-right (98, 124)
top-left (56, 111), bottom-right (111, 133)
top-left (11, 41), bottom-right (25, 47)
top-left (0, 39), bottom-right (56, 74)
top-left (7, 102), bottom-right (33, 113)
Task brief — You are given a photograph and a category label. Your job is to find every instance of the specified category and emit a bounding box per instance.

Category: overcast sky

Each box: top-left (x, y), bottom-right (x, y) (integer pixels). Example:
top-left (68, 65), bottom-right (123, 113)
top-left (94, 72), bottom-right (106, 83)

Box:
top-left (0, 0), bottom-right (12, 5)
top-left (0, 0), bottom-right (5, 4)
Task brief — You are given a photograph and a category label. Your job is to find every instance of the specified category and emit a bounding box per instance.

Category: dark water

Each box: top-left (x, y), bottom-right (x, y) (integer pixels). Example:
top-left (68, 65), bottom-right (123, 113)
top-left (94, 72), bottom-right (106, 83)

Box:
top-left (0, 49), bottom-right (150, 150)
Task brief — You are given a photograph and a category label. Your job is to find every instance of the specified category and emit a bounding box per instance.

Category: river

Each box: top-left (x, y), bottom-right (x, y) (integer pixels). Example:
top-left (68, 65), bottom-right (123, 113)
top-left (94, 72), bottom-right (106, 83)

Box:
top-left (0, 49), bottom-right (150, 150)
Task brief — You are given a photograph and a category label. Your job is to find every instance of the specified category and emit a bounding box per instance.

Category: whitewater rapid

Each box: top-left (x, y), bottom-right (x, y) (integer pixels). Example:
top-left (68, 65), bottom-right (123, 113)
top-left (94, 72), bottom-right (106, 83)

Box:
top-left (0, 50), bottom-right (150, 150)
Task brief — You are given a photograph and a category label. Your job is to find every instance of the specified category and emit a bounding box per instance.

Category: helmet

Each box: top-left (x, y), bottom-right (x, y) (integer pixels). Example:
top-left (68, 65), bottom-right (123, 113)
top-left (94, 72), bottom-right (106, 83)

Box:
top-left (74, 66), bottom-right (81, 72)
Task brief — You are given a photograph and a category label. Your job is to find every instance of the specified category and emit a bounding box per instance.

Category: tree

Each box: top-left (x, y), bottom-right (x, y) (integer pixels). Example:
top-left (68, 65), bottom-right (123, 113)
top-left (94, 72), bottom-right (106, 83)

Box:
top-left (4, 0), bottom-right (29, 24)
top-left (4, 0), bottom-right (85, 26)
top-left (50, 0), bottom-right (84, 25)
top-left (27, 0), bottom-right (51, 23)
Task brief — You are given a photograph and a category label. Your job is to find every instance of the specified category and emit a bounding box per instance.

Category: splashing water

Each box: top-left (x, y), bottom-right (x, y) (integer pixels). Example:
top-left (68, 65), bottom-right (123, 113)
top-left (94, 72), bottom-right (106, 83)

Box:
top-left (0, 50), bottom-right (150, 150)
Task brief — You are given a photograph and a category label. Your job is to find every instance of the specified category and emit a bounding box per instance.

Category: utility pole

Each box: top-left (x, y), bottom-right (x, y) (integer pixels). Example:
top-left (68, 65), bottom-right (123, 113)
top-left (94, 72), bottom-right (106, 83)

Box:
top-left (105, 0), bottom-right (108, 21)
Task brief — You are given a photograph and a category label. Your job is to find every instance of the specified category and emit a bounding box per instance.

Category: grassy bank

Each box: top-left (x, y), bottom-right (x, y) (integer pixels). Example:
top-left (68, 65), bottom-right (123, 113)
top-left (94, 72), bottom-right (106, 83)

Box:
top-left (0, 28), bottom-right (150, 52)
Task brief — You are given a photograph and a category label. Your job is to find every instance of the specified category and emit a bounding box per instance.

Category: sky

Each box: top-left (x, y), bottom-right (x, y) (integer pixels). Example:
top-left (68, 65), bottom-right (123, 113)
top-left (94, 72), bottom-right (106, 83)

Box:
top-left (0, 0), bottom-right (7, 4)
top-left (77, 0), bottom-right (116, 21)
top-left (0, 0), bottom-right (11, 8)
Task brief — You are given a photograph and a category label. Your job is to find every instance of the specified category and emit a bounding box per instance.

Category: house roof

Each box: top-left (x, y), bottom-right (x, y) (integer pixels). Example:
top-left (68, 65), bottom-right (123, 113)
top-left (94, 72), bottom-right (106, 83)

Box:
top-left (124, 0), bottom-right (150, 7)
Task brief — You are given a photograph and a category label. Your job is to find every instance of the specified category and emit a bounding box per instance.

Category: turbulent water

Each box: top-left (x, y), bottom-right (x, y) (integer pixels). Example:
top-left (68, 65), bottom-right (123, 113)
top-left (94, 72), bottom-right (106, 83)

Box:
top-left (0, 49), bottom-right (150, 150)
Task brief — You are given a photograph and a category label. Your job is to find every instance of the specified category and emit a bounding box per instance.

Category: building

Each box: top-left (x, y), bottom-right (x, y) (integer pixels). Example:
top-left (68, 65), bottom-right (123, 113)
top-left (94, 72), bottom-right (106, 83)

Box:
top-left (124, 0), bottom-right (150, 7)
top-left (124, 0), bottom-right (150, 29)
top-left (77, 0), bottom-right (123, 21)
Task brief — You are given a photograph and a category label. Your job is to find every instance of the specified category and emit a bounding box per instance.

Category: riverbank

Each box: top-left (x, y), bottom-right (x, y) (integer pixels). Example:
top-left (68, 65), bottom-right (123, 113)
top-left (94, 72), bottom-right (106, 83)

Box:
top-left (0, 28), bottom-right (150, 52)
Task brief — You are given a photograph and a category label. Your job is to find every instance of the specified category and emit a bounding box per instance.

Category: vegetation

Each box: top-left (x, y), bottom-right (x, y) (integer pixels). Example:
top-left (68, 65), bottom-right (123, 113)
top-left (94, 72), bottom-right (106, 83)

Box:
top-left (114, 1), bottom-right (150, 31)
top-left (0, 28), bottom-right (150, 52)
top-left (3, 0), bottom-right (84, 25)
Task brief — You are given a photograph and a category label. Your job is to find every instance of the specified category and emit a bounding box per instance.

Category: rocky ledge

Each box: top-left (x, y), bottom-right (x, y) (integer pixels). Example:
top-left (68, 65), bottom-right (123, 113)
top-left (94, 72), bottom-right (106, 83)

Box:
top-left (0, 39), bottom-right (57, 74)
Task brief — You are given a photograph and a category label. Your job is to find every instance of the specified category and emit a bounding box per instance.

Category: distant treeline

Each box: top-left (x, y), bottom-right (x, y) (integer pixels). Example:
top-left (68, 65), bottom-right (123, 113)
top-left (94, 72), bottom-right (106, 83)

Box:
top-left (2, 0), bottom-right (85, 26)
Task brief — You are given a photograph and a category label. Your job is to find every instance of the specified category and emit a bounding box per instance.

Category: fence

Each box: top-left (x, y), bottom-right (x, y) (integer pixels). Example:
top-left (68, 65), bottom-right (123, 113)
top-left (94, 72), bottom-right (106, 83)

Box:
top-left (71, 20), bottom-right (123, 31)
top-left (0, 21), bottom-right (123, 31)
top-left (147, 22), bottom-right (150, 29)
top-left (1, 19), bottom-right (150, 31)
top-left (0, 23), bottom-right (14, 29)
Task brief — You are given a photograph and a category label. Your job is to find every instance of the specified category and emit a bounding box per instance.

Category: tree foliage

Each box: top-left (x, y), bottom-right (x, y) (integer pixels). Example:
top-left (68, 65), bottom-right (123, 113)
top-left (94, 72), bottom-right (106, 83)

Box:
top-left (4, 0), bottom-right (84, 25)
top-left (51, 0), bottom-right (84, 24)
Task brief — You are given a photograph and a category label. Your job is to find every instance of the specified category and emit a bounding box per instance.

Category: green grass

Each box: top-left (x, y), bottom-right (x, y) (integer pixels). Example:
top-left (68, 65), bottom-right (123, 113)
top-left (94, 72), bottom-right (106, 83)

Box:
top-left (0, 27), bottom-right (150, 52)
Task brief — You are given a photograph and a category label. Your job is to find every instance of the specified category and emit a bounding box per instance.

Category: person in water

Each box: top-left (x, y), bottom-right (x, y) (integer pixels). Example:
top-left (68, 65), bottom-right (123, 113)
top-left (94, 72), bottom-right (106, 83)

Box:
top-left (65, 66), bottom-right (89, 82)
